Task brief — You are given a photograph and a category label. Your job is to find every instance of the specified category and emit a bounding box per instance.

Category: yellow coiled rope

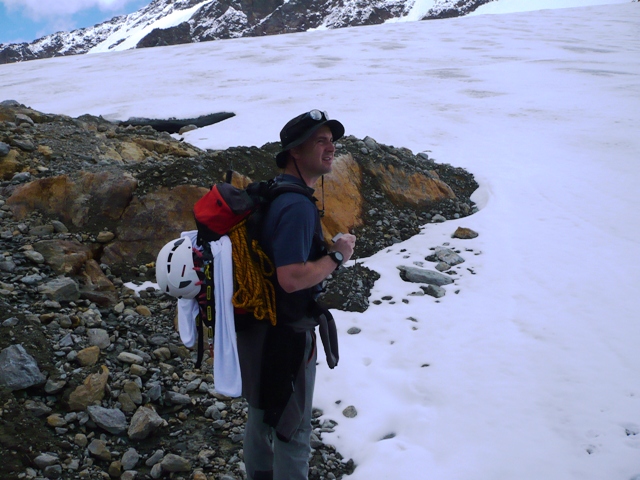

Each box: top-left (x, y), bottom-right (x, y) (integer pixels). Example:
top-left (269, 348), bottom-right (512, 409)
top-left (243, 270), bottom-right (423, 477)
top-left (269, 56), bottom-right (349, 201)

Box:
top-left (228, 219), bottom-right (277, 326)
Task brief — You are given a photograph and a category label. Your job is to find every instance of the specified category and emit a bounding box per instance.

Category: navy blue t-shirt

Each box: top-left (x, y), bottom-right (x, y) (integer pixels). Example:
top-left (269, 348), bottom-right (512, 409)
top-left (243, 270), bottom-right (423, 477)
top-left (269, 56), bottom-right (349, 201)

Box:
top-left (261, 175), bottom-right (325, 300)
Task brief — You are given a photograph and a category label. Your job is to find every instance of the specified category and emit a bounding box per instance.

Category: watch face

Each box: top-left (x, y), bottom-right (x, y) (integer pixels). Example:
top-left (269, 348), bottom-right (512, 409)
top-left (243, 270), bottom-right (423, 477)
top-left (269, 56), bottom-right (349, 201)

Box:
top-left (331, 251), bottom-right (343, 264)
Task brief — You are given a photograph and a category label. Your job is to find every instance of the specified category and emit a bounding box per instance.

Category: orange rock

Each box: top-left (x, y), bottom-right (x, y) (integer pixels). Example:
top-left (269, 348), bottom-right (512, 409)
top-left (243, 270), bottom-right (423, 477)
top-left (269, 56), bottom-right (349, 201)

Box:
top-left (321, 153), bottom-right (364, 241)
top-left (367, 163), bottom-right (455, 206)
top-left (67, 365), bottom-right (109, 411)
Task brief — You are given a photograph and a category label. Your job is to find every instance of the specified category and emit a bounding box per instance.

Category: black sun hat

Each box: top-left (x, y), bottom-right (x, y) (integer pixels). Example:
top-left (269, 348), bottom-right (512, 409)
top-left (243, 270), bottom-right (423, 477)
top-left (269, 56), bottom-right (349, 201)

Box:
top-left (276, 110), bottom-right (345, 168)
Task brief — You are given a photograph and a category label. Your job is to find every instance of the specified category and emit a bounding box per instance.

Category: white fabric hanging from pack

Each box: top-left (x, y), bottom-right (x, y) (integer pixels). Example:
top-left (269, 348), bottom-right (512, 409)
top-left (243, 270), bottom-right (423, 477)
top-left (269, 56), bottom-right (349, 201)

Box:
top-left (177, 298), bottom-right (198, 348)
top-left (210, 235), bottom-right (242, 398)
top-left (177, 230), bottom-right (200, 348)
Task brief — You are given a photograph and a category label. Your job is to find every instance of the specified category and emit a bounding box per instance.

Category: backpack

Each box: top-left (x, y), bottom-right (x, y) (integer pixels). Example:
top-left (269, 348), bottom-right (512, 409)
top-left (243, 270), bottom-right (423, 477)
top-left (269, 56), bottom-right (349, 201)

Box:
top-left (156, 173), bottom-right (316, 369)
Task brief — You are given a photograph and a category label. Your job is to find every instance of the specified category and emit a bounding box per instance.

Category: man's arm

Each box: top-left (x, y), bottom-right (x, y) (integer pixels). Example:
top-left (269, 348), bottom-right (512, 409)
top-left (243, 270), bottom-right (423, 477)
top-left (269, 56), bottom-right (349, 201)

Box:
top-left (277, 234), bottom-right (356, 293)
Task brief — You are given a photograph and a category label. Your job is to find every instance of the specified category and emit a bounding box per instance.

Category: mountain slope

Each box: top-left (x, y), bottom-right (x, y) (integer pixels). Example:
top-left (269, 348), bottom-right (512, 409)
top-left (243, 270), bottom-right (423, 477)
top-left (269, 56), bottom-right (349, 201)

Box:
top-left (0, 0), bottom-right (493, 64)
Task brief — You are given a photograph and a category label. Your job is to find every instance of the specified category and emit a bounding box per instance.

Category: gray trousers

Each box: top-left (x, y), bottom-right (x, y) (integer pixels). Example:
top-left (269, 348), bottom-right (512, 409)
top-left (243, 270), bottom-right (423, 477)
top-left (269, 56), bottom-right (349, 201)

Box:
top-left (243, 331), bottom-right (317, 480)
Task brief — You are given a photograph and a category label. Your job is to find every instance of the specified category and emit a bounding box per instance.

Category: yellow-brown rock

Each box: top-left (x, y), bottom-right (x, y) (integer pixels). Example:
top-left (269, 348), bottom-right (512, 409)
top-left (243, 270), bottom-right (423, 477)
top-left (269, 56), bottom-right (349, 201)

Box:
top-left (99, 146), bottom-right (122, 163)
top-left (46, 413), bottom-right (67, 427)
top-left (452, 227), bottom-right (479, 239)
top-left (37, 145), bottom-right (53, 157)
top-left (96, 231), bottom-right (115, 243)
top-left (76, 346), bottom-right (101, 367)
top-left (368, 163), bottom-right (455, 207)
top-left (132, 137), bottom-right (199, 157)
top-left (0, 149), bottom-right (22, 180)
top-left (117, 141), bottom-right (147, 163)
top-left (321, 153), bottom-right (364, 242)
top-left (67, 365), bottom-right (109, 411)
top-left (135, 305), bottom-right (151, 316)
top-left (6, 171), bottom-right (137, 228)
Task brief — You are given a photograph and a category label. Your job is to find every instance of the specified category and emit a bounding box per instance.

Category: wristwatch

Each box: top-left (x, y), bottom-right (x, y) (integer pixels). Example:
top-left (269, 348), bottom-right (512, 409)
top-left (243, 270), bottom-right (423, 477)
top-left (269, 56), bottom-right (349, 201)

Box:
top-left (328, 251), bottom-right (344, 268)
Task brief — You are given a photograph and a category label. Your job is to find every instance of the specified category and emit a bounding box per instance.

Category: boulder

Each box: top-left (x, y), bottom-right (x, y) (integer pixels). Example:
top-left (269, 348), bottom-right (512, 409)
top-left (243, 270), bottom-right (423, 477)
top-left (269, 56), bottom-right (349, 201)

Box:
top-left (33, 240), bottom-right (94, 275)
top-left (6, 171), bottom-right (137, 230)
top-left (397, 265), bottom-right (454, 286)
top-left (367, 162), bottom-right (455, 207)
top-left (101, 185), bottom-right (207, 269)
top-left (321, 153), bottom-right (364, 242)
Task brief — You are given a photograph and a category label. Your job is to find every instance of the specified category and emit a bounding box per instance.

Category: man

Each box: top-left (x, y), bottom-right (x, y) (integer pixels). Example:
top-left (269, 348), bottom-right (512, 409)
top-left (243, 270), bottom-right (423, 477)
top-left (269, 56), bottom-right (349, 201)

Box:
top-left (236, 109), bottom-right (357, 480)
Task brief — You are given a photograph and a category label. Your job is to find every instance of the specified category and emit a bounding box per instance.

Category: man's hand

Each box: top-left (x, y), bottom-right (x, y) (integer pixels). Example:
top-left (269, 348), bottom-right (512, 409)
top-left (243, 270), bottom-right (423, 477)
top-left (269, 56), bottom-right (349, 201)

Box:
top-left (332, 233), bottom-right (356, 263)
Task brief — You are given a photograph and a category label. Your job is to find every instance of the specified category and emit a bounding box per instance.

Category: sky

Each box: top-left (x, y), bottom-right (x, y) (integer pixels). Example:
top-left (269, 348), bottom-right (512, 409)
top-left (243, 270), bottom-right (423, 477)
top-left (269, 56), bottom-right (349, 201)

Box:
top-left (0, 1), bottom-right (639, 479)
top-left (0, 0), bottom-right (149, 44)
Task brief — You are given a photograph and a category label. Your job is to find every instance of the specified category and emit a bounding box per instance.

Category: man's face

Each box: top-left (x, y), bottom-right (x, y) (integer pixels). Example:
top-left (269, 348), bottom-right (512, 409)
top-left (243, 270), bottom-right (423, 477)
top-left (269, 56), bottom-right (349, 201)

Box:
top-left (291, 126), bottom-right (336, 178)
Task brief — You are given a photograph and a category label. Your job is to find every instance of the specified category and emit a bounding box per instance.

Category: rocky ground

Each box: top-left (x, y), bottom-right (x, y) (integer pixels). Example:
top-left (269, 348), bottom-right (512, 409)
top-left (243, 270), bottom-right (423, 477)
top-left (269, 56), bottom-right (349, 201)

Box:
top-left (0, 101), bottom-right (479, 479)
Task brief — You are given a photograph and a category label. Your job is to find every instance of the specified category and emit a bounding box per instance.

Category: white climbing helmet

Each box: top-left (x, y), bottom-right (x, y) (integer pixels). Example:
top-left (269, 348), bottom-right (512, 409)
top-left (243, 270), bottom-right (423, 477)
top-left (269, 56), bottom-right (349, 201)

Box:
top-left (156, 237), bottom-right (200, 299)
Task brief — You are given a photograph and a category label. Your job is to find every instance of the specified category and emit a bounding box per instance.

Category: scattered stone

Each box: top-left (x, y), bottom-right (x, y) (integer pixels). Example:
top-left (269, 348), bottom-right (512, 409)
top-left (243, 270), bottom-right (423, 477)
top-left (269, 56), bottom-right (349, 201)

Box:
top-left (128, 406), bottom-right (166, 440)
top-left (179, 124), bottom-right (198, 134)
top-left (135, 305), bottom-right (151, 316)
top-left (87, 328), bottom-right (111, 349)
top-left (434, 246), bottom-right (465, 266)
top-left (15, 113), bottom-right (35, 126)
top-left (397, 265), bottom-right (454, 286)
top-left (76, 345), bottom-right (101, 366)
top-left (435, 261), bottom-right (451, 272)
top-left (117, 352), bottom-right (144, 364)
top-left (44, 378), bottom-right (66, 394)
top-left (74, 433), bottom-right (88, 448)
top-left (50, 220), bottom-right (69, 233)
top-left (0, 344), bottom-right (46, 391)
top-left (452, 227), bottom-right (479, 239)
top-left (88, 438), bottom-right (112, 461)
top-left (121, 448), bottom-right (140, 471)
top-left (422, 284), bottom-right (446, 298)
top-left (97, 231), bottom-right (115, 243)
top-left (342, 406), bottom-right (358, 418)
top-left (87, 405), bottom-right (127, 435)
top-left (37, 277), bottom-right (80, 302)
top-left (23, 249), bottom-right (45, 264)
top-left (25, 399), bottom-right (52, 417)
top-left (2, 316), bottom-right (19, 327)
top-left (161, 453), bottom-right (191, 472)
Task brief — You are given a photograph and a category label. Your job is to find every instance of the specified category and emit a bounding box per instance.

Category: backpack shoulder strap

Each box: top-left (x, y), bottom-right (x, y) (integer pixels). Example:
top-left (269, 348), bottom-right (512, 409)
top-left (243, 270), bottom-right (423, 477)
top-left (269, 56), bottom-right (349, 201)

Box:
top-left (267, 179), bottom-right (317, 203)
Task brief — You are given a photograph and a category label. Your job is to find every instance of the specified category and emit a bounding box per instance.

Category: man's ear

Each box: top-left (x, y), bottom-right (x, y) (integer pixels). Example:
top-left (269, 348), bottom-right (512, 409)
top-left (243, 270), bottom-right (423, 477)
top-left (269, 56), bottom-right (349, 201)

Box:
top-left (289, 146), bottom-right (301, 162)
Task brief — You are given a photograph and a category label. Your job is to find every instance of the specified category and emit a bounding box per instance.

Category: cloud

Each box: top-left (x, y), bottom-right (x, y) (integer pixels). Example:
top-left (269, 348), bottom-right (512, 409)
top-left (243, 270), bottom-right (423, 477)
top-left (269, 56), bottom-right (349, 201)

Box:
top-left (1, 0), bottom-right (135, 21)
